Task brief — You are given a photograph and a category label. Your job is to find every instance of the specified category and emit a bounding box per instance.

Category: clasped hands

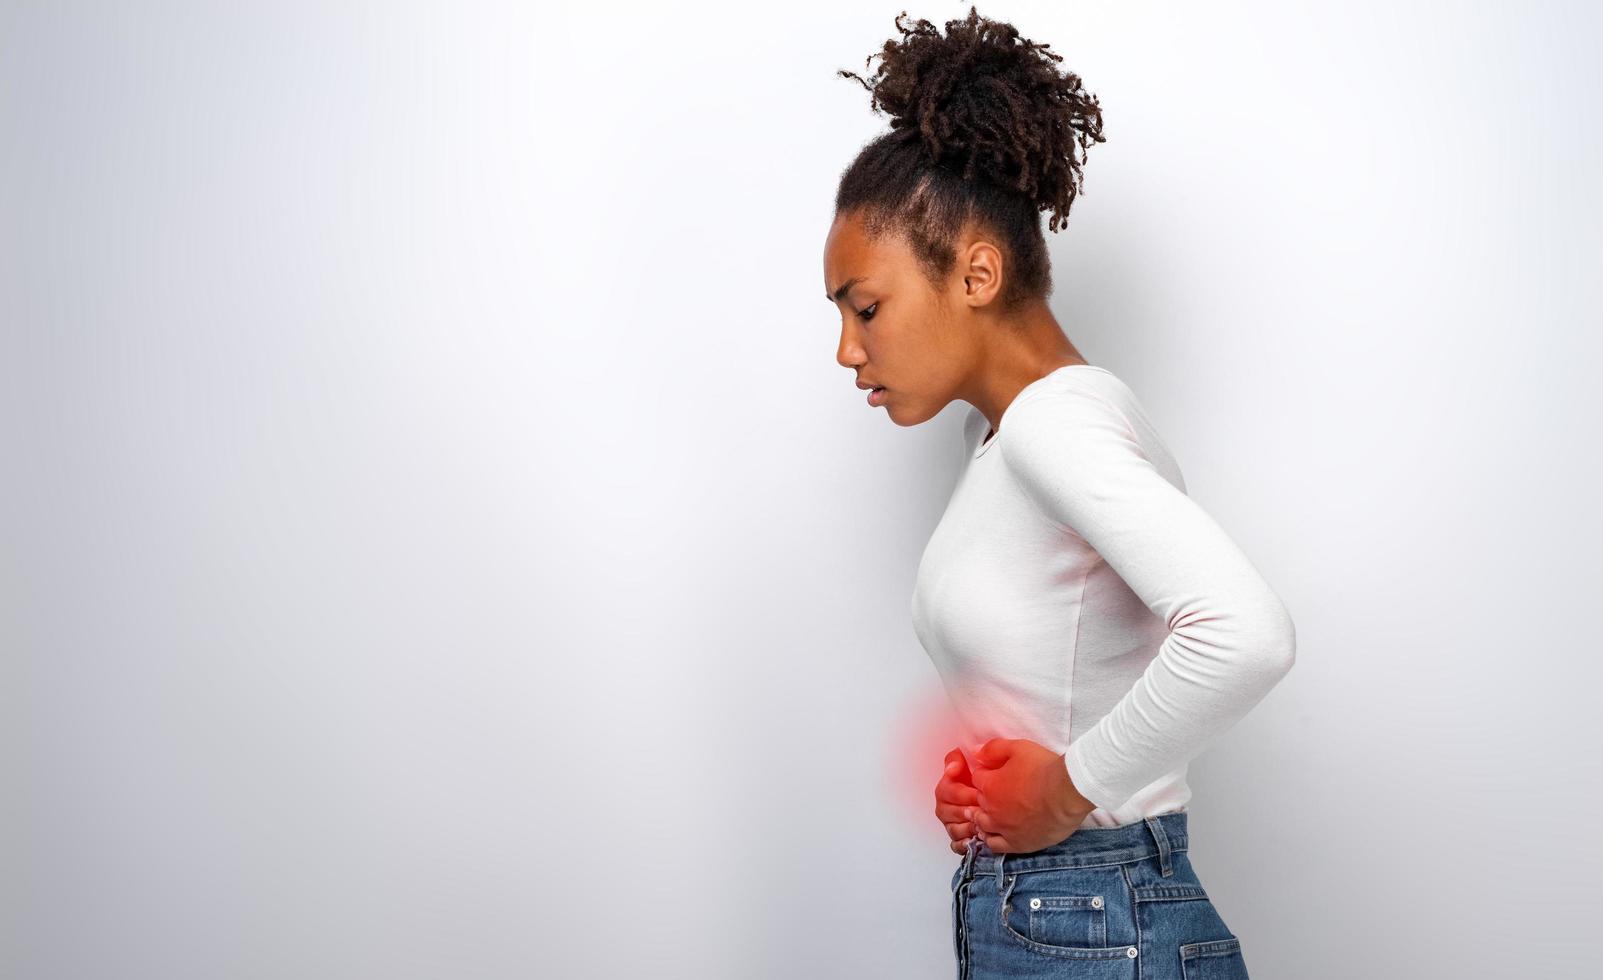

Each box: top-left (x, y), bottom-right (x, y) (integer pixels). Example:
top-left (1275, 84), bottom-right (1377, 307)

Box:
top-left (934, 737), bottom-right (1096, 855)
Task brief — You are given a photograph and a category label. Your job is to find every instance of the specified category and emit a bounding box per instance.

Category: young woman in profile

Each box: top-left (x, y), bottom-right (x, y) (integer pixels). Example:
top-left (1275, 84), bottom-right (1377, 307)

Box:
top-left (823, 9), bottom-right (1295, 979)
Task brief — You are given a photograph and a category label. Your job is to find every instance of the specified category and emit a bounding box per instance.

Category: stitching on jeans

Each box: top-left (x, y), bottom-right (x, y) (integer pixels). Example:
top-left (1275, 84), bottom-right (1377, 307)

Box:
top-left (1181, 936), bottom-right (1242, 958)
top-left (966, 842), bottom-right (1188, 875)
top-left (1027, 896), bottom-right (1106, 946)
top-left (1133, 884), bottom-right (1209, 902)
top-left (1121, 863), bottom-right (1144, 979)
top-left (959, 879), bottom-right (972, 979)
top-left (1145, 816), bottom-right (1175, 878)
top-left (998, 871), bottom-right (1133, 960)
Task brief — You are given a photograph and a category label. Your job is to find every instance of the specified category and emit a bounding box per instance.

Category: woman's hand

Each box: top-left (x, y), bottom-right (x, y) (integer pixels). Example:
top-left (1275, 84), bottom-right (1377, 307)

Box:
top-left (968, 737), bottom-right (1096, 854)
top-left (934, 748), bottom-right (982, 854)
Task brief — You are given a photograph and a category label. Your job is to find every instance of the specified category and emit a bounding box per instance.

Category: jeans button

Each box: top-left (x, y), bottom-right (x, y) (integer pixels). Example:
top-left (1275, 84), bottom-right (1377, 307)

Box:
top-left (1091, 896), bottom-right (1104, 909)
top-left (1126, 947), bottom-right (1138, 958)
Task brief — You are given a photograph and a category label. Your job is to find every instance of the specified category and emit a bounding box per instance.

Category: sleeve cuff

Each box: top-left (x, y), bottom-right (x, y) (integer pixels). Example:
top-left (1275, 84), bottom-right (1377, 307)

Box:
top-left (1063, 740), bottom-right (1120, 813)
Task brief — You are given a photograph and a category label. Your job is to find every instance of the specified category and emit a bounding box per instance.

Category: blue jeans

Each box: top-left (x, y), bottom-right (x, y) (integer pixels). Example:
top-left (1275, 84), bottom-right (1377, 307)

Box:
top-left (950, 810), bottom-right (1249, 978)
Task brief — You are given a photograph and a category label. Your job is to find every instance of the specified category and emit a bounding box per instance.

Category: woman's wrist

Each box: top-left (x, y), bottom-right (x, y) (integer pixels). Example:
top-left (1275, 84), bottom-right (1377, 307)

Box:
top-left (1052, 752), bottom-right (1097, 822)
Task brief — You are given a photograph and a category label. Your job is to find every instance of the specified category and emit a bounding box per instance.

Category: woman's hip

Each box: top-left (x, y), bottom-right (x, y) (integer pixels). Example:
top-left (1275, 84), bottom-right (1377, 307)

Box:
top-left (950, 810), bottom-right (1250, 979)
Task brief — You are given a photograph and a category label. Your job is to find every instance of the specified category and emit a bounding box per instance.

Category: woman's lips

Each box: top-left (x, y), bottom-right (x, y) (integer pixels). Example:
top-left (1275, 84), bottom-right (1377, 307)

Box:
top-left (867, 386), bottom-right (887, 407)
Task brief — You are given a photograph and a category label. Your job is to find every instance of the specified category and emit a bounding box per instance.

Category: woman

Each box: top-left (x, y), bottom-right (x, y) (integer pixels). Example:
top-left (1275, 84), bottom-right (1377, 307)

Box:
top-left (824, 9), bottom-right (1296, 979)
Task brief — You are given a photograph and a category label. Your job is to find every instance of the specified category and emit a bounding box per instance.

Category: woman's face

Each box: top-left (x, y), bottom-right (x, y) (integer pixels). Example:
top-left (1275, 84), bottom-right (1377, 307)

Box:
top-left (822, 210), bottom-right (978, 426)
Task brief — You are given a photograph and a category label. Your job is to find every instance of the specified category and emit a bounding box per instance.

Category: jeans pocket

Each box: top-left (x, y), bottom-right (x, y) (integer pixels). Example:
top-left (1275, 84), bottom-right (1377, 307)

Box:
top-left (998, 867), bottom-right (1140, 964)
top-left (1027, 893), bottom-right (1106, 947)
top-left (1180, 936), bottom-right (1248, 980)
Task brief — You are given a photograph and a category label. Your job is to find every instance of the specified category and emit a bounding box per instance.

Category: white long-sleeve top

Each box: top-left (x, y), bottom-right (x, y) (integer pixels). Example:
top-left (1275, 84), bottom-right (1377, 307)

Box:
top-left (910, 365), bottom-right (1296, 829)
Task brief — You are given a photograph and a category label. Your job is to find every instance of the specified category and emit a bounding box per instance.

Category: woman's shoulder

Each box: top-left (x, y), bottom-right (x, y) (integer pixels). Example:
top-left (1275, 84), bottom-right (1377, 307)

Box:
top-left (959, 366), bottom-right (1136, 456)
top-left (1005, 366), bottom-right (1186, 488)
top-left (1013, 365), bottom-right (1138, 427)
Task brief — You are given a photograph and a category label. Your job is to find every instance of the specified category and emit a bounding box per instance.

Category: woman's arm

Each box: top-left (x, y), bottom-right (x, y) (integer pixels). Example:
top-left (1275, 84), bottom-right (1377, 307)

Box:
top-left (998, 387), bottom-right (1297, 813)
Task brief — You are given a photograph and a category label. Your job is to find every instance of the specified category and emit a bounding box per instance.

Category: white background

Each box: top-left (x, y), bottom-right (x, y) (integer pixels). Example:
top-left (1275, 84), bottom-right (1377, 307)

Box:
top-left (3, 1), bottom-right (1599, 976)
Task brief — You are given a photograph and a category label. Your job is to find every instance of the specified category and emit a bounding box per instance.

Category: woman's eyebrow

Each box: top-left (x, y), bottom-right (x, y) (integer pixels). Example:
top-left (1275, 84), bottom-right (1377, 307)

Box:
top-left (827, 276), bottom-right (868, 303)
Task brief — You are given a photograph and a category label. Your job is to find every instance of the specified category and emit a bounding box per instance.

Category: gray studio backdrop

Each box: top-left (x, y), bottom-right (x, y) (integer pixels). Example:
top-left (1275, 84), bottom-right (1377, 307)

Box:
top-left (4, 1), bottom-right (1599, 977)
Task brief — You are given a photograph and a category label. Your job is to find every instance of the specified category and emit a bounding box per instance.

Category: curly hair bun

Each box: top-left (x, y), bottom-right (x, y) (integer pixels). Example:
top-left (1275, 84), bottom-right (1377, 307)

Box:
top-left (839, 6), bottom-right (1105, 232)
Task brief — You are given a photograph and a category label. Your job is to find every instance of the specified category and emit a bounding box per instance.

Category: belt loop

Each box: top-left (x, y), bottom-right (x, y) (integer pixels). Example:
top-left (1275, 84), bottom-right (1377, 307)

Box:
top-left (996, 850), bottom-right (1007, 896)
top-left (1144, 815), bottom-right (1174, 877)
top-left (960, 833), bottom-right (979, 882)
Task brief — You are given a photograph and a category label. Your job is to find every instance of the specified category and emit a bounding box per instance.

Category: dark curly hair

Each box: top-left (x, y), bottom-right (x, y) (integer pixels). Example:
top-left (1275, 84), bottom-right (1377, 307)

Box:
top-left (835, 6), bottom-right (1105, 314)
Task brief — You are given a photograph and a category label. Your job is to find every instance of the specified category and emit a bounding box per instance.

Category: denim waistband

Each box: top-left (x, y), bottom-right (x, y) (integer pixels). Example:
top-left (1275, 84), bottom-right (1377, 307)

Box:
top-left (958, 809), bottom-right (1189, 882)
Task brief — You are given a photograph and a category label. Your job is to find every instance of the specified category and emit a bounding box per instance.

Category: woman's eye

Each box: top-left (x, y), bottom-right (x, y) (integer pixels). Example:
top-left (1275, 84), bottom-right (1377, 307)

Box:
top-left (858, 303), bottom-right (878, 322)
